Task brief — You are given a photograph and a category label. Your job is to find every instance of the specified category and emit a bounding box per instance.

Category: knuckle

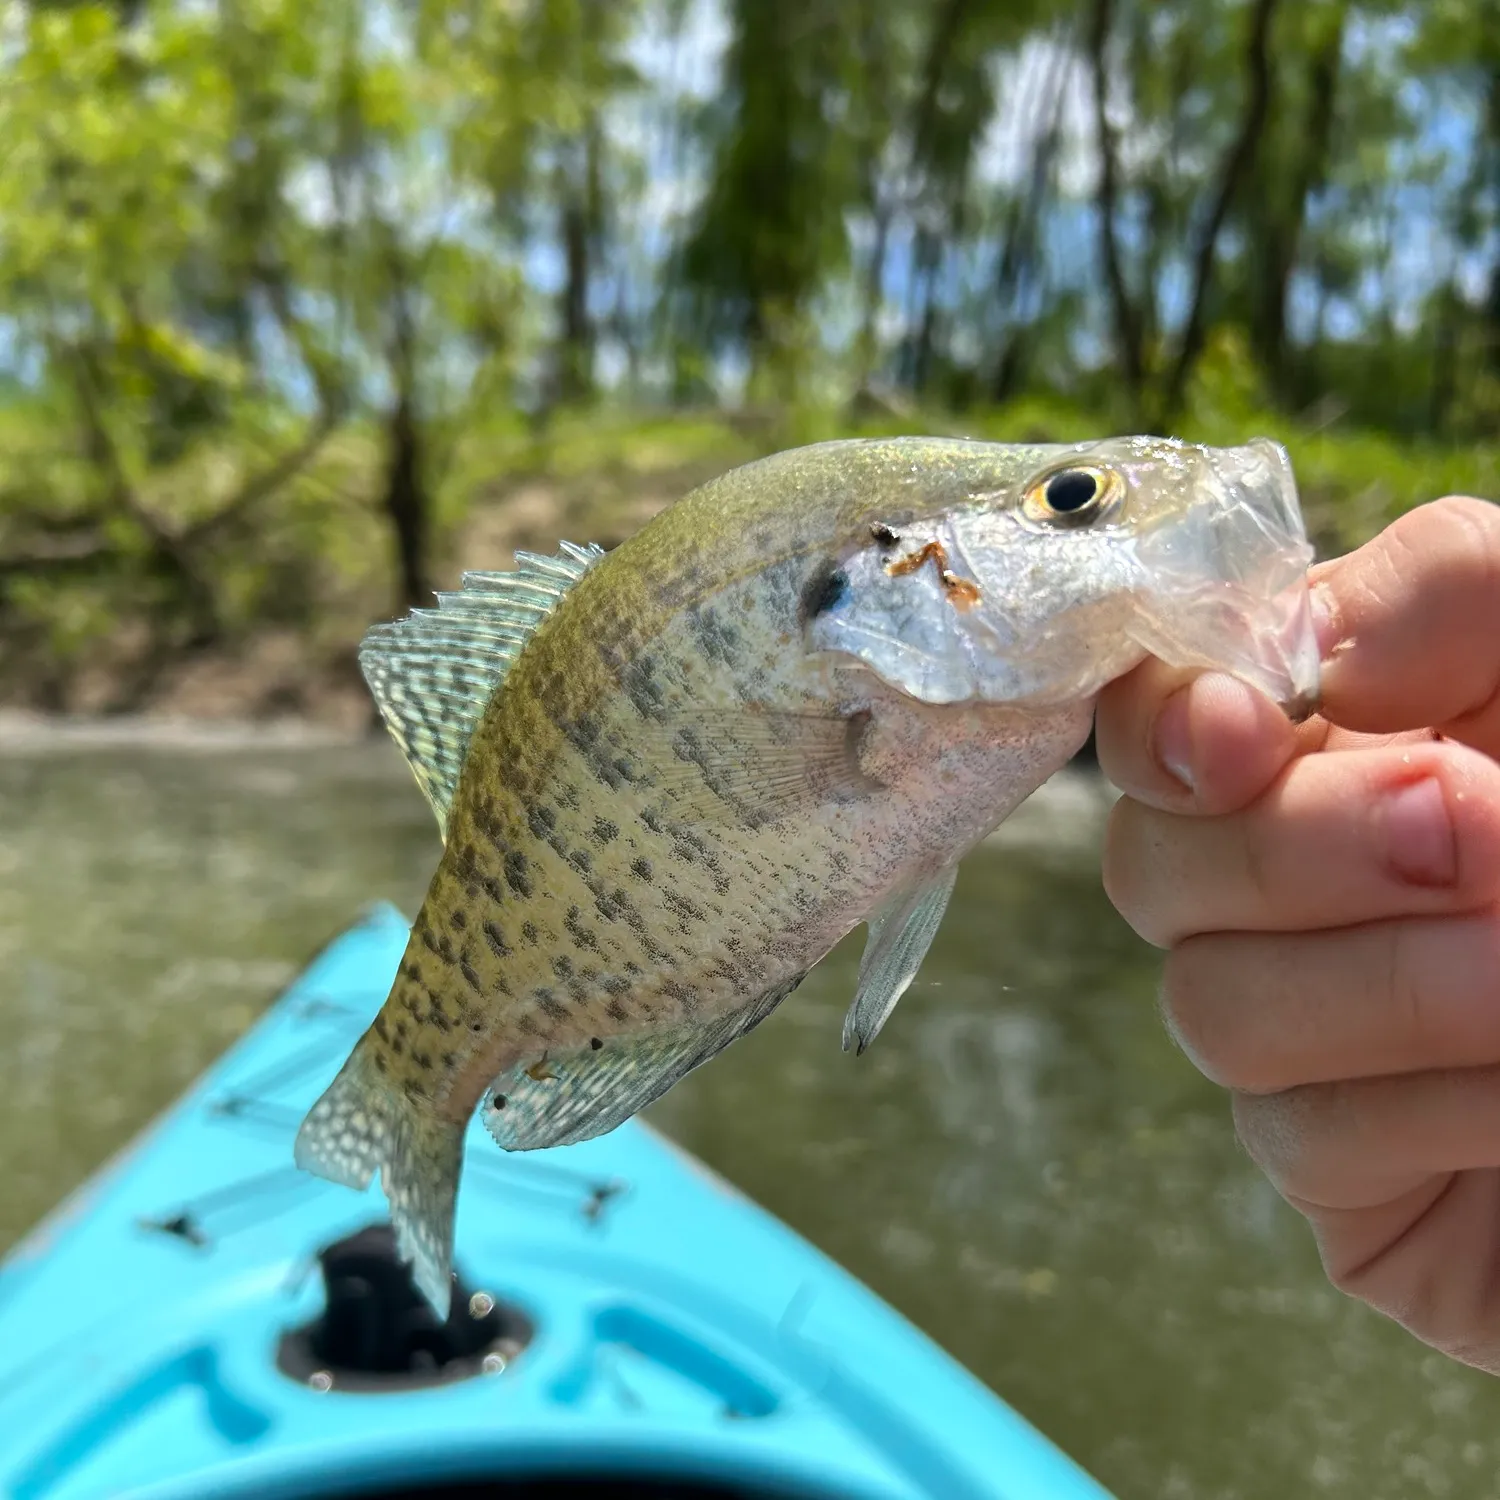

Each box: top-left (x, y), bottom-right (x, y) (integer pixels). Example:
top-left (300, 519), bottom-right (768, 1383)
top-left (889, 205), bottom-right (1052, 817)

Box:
top-left (1232, 1081), bottom-right (1341, 1194)
top-left (1160, 941), bottom-right (1256, 1088)
top-left (1101, 800), bottom-right (1167, 946)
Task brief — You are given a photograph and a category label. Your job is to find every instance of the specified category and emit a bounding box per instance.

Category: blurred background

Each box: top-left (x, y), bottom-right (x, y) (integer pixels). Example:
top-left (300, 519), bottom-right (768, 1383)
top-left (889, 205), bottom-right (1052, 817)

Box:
top-left (3, 0), bottom-right (1500, 1496)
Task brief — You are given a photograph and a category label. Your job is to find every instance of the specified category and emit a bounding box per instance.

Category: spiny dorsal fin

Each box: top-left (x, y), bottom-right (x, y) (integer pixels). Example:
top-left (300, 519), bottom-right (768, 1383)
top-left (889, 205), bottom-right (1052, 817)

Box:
top-left (360, 541), bottom-right (605, 837)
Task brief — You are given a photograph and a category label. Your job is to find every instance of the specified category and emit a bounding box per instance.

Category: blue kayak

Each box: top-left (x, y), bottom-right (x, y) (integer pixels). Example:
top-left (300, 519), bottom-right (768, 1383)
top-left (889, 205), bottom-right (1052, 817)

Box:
top-left (0, 904), bottom-right (1114, 1500)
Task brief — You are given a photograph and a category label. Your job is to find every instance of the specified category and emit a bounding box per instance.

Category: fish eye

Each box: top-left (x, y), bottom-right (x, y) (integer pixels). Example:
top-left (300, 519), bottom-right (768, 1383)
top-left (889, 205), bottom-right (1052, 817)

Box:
top-left (1021, 465), bottom-right (1121, 528)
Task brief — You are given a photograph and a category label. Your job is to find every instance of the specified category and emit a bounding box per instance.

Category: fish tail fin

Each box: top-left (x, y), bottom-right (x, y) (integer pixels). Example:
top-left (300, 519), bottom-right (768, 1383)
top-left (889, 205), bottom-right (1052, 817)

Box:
top-left (294, 1036), bottom-right (464, 1319)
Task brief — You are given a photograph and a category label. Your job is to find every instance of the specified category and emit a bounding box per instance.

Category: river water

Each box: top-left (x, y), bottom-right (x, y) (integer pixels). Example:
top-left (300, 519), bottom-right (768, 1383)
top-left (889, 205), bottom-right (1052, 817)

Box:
top-left (1, 732), bottom-right (1496, 1499)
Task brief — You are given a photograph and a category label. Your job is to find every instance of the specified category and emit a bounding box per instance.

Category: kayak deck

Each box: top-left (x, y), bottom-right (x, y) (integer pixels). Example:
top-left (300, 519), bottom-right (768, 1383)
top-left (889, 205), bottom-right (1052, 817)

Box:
top-left (0, 903), bottom-right (1113, 1500)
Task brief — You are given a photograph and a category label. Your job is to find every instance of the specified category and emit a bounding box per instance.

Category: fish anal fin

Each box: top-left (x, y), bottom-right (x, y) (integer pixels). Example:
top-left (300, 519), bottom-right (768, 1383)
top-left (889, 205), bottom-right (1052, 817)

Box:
top-left (843, 865), bottom-right (959, 1055)
top-left (360, 542), bottom-right (605, 837)
top-left (482, 973), bottom-right (806, 1151)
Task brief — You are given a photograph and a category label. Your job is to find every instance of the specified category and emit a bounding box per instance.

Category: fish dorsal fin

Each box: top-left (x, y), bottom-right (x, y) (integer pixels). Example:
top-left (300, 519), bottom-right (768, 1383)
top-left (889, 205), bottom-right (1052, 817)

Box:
top-left (360, 542), bottom-right (605, 836)
top-left (842, 864), bottom-right (958, 1055)
top-left (480, 973), bottom-right (806, 1151)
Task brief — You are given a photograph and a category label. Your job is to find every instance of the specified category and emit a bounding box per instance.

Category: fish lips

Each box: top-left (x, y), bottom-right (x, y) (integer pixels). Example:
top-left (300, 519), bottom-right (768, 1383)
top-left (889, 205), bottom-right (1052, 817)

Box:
top-left (1125, 438), bottom-right (1321, 720)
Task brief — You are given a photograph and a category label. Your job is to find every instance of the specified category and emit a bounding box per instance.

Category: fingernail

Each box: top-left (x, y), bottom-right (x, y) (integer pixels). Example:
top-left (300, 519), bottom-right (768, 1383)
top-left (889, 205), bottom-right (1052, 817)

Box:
top-left (1310, 584), bottom-right (1342, 659)
top-left (1151, 688), bottom-right (1196, 792)
top-left (1381, 777), bottom-right (1457, 888)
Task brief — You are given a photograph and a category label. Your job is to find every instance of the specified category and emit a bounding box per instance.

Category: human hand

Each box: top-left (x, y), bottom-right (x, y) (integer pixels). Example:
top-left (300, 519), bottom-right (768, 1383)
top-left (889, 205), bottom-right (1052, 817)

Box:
top-left (1095, 495), bottom-right (1500, 1372)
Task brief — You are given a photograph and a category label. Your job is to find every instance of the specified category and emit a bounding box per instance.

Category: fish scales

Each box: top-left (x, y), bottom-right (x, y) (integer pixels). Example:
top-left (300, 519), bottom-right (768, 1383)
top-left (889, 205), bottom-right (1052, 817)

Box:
top-left (296, 434), bottom-right (1321, 1314)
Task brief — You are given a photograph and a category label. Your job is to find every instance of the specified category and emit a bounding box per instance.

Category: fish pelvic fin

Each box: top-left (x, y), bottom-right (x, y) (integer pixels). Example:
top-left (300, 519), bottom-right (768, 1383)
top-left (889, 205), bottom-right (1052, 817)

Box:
top-left (294, 1037), bottom-right (465, 1319)
top-left (843, 864), bottom-right (959, 1056)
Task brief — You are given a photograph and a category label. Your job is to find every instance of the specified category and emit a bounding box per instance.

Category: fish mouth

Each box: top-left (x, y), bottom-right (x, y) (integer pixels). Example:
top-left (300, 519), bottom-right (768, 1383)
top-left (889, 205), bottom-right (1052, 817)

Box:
top-left (1128, 438), bottom-right (1322, 720)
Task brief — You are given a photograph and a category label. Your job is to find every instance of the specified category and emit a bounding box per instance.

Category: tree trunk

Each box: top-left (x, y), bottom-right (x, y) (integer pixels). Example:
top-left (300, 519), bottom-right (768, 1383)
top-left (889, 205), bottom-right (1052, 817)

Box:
top-left (1087, 0), bottom-right (1145, 403)
top-left (382, 254), bottom-right (429, 613)
top-left (1161, 0), bottom-right (1281, 421)
top-left (383, 386), bottom-right (427, 614)
top-left (1254, 6), bottom-right (1345, 395)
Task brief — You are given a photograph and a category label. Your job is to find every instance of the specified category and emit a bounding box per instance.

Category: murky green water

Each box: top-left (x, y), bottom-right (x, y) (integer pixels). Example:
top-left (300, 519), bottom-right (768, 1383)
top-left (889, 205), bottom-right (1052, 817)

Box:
top-left (1, 737), bottom-right (1497, 1499)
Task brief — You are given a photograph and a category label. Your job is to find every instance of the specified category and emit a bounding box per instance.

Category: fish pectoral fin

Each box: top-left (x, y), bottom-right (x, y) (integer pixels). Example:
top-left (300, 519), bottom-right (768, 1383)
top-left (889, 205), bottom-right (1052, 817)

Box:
top-left (642, 705), bottom-right (884, 827)
top-left (481, 974), bottom-right (807, 1151)
top-left (843, 865), bottom-right (959, 1056)
top-left (360, 541), bottom-right (605, 837)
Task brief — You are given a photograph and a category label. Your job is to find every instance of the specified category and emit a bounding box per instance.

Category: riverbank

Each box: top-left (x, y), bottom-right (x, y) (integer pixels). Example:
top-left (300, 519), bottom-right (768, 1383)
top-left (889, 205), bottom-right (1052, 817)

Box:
top-left (6, 402), bottom-right (1490, 725)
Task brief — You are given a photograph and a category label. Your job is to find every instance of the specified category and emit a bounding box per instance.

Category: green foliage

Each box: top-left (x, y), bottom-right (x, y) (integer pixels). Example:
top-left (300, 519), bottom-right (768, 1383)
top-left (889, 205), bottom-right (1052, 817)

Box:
top-left (0, 0), bottom-right (1494, 712)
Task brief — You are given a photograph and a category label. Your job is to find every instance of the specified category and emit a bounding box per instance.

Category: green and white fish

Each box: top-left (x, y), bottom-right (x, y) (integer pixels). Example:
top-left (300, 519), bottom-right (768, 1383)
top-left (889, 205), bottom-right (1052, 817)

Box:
top-left (296, 435), bottom-right (1319, 1314)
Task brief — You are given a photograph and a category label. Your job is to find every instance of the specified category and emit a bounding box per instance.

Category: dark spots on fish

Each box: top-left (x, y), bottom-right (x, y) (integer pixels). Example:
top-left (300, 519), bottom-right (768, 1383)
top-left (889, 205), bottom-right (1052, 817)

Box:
top-left (568, 848), bottom-right (593, 875)
top-left (517, 1014), bottom-right (543, 1038)
top-left (557, 781), bottom-right (582, 811)
top-left (640, 806), bottom-right (664, 835)
top-left (449, 909), bottom-right (468, 931)
top-left (527, 803), bottom-right (557, 839)
top-left (401, 960), bottom-right (424, 985)
top-left (623, 654), bottom-right (667, 722)
top-left (800, 560), bottom-right (850, 623)
top-left (373, 1014), bottom-right (391, 1042)
top-left (590, 1036), bottom-right (603, 1050)
top-left (412, 1050), bottom-right (433, 1071)
top-left (393, 1019), bottom-right (409, 1042)
top-left (600, 972), bottom-right (631, 996)
top-left (390, 1035), bottom-right (405, 1057)
top-left (566, 712), bottom-right (602, 755)
top-left (792, 886), bottom-right (817, 915)
top-left (534, 987), bottom-right (568, 1021)
top-left (419, 925), bottom-right (442, 958)
top-left (662, 978), bottom-right (700, 1016)
top-left (564, 905), bottom-right (599, 952)
top-left (586, 820), bottom-right (618, 853)
top-left (688, 605), bottom-right (741, 667)
top-left (606, 999), bottom-right (628, 1023)
top-left (428, 998), bottom-right (455, 1031)
top-left (521, 920), bottom-right (540, 945)
top-left (460, 960), bottom-right (484, 995)
top-left (870, 521), bottom-right (901, 547)
top-left (442, 1051), bottom-right (458, 1070)
top-left (373, 1051), bottom-right (388, 1074)
top-left (630, 856), bottom-right (654, 882)
top-left (504, 850), bottom-right (533, 898)
top-left (828, 849), bottom-right (851, 877)
top-left (483, 920), bottom-right (511, 959)
top-left (480, 873), bottom-right (506, 904)
top-left (491, 1093), bottom-right (507, 1111)
top-left (552, 955), bottom-right (575, 981)
top-left (662, 888), bottom-right (708, 926)
top-left (399, 990), bottom-right (422, 1018)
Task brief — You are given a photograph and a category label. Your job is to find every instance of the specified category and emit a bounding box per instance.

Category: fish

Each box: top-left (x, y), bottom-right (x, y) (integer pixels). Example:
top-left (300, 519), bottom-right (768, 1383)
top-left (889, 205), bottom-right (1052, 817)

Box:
top-left (294, 434), bottom-right (1320, 1315)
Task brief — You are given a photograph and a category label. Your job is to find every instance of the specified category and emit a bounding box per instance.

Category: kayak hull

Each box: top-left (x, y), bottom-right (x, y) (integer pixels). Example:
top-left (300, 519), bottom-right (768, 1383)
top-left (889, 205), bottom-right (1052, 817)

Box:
top-left (0, 904), bottom-right (1113, 1500)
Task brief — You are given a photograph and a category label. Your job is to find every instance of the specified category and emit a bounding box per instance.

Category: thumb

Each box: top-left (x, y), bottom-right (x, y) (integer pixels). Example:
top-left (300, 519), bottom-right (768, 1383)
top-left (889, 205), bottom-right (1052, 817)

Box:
top-left (1313, 496), bottom-right (1500, 758)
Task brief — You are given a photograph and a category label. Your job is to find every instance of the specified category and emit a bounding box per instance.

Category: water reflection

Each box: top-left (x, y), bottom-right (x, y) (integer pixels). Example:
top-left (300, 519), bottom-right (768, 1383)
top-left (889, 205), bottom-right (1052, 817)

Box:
top-left (1, 738), bottom-right (1497, 1498)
